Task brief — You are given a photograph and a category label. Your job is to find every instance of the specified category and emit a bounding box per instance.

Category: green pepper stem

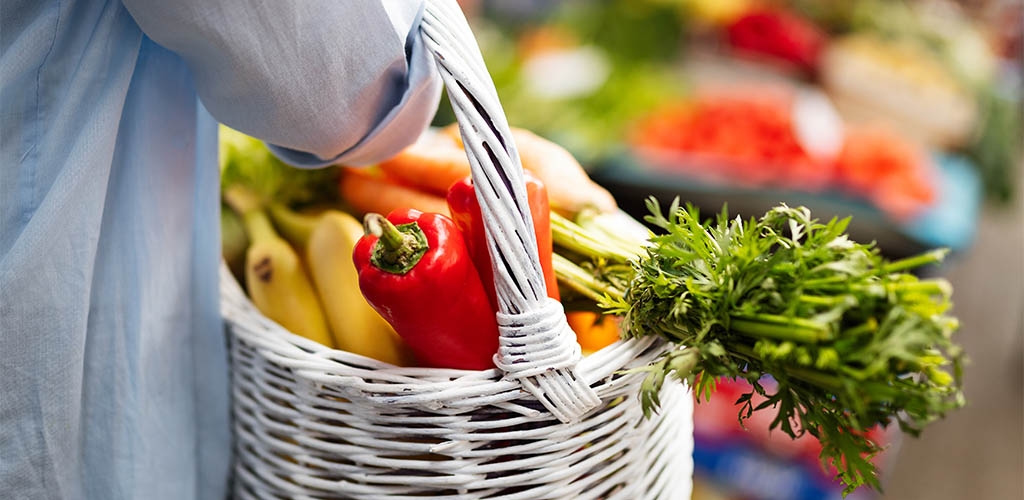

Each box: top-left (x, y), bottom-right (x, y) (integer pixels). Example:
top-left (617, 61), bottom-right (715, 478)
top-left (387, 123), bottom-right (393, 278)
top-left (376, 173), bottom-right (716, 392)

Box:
top-left (364, 213), bottom-right (429, 275)
top-left (364, 213), bottom-right (408, 251)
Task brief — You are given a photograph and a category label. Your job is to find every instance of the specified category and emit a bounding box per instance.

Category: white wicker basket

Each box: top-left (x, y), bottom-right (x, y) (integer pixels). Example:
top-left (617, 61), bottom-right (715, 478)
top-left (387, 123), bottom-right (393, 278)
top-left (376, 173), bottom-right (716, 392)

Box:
top-left (220, 1), bottom-right (693, 498)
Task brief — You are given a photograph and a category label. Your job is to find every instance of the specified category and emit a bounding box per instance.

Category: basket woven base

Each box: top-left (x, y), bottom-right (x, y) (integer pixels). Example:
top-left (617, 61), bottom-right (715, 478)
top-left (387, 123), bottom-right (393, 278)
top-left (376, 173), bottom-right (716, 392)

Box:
top-left (227, 318), bottom-right (693, 500)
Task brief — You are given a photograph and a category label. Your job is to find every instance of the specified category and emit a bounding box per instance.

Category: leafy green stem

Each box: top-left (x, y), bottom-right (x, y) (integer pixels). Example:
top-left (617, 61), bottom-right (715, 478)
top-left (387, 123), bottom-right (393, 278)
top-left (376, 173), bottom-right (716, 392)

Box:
top-left (551, 198), bottom-right (964, 495)
top-left (553, 253), bottom-right (624, 303)
top-left (731, 314), bottom-right (833, 342)
top-left (882, 249), bottom-right (949, 273)
top-left (551, 211), bottom-right (637, 262)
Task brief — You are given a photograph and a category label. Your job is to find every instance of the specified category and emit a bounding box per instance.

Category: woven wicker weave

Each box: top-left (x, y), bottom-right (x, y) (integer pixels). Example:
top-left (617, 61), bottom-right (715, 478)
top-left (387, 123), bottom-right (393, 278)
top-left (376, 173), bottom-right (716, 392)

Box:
top-left (221, 0), bottom-right (693, 497)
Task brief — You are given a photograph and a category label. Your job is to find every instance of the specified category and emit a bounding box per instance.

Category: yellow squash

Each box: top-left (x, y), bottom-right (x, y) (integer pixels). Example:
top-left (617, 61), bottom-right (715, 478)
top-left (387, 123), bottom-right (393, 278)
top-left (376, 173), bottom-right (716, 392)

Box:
top-left (271, 205), bottom-right (412, 365)
top-left (243, 209), bottom-right (333, 347)
top-left (308, 211), bottom-right (413, 364)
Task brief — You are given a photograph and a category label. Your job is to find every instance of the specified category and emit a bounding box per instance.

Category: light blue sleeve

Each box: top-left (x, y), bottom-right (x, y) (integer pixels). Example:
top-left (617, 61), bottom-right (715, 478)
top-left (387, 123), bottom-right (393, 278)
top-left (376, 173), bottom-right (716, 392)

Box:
top-left (121, 0), bottom-right (442, 167)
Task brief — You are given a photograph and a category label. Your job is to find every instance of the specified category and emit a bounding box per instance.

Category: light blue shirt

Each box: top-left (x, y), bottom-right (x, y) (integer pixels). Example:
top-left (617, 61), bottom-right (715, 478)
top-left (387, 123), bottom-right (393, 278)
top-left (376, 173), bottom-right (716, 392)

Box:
top-left (0, 1), bottom-right (441, 498)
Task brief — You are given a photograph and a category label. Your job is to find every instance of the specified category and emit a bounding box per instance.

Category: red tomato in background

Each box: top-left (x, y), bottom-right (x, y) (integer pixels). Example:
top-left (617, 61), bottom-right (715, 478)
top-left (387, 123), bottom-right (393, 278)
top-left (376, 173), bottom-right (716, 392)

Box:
top-left (632, 89), bottom-right (832, 190)
top-left (631, 89), bottom-right (937, 220)
top-left (727, 9), bottom-right (827, 74)
top-left (835, 126), bottom-right (936, 219)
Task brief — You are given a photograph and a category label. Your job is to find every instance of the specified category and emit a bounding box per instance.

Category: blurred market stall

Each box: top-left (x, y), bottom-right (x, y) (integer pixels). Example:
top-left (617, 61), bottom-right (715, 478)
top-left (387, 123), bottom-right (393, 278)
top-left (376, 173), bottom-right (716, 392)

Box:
top-left (446, 0), bottom-right (1020, 259)
top-left (450, 1), bottom-right (1022, 498)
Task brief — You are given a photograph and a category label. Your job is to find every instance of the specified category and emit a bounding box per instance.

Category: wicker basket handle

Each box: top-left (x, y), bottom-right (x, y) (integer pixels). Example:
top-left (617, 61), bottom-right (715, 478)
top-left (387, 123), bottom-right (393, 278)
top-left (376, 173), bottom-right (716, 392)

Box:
top-left (419, 0), bottom-right (599, 423)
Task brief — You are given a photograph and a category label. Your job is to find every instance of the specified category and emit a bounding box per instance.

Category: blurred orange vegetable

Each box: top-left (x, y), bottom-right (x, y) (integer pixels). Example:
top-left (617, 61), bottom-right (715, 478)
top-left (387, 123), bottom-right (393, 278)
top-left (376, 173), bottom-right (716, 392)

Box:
top-left (339, 168), bottom-right (450, 217)
top-left (567, 312), bottom-right (621, 354)
top-left (633, 90), bottom-right (938, 219)
top-left (384, 125), bottom-right (617, 216)
top-left (378, 129), bottom-right (471, 195)
top-left (633, 90), bottom-right (832, 190)
top-left (835, 126), bottom-right (936, 219)
top-left (508, 128), bottom-right (618, 215)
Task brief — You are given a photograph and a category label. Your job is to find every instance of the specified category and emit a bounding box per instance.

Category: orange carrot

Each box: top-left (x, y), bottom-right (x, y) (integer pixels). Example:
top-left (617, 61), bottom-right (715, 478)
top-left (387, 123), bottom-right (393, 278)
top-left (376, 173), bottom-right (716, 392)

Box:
top-left (508, 128), bottom-right (617, 215)
top-left (567, 312), bottom-right (621, 354)
top-left (378, 129), bottom-right (471, 195)
top-left (339, 168), bottom-right (450, 217)
top-left (443, 125), bottom-right (616, 215)
top-left (382, 125), bottom-right (617, 215)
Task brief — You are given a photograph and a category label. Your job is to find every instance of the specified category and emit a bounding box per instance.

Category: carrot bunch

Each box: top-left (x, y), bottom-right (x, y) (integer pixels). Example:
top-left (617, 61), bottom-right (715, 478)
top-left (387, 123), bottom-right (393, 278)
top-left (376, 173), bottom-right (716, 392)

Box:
top-left (340, 125), bottom-right (616, 219)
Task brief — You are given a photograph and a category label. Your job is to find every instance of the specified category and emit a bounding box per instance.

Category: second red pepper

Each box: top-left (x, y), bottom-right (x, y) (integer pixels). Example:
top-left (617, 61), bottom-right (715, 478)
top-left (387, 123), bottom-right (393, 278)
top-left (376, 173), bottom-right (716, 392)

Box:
top-left (353, 209), bottom-right (499, 370)
top-left (446, 171), bottom-right (559, 311)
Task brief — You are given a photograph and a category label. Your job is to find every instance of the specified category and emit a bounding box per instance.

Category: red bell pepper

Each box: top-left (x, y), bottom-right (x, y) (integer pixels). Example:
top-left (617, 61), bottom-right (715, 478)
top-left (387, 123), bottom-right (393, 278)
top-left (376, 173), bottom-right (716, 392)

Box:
top-left (353, 209), bottom-right (499, 370)
top-left (446, 171), bottom-right (559, 311)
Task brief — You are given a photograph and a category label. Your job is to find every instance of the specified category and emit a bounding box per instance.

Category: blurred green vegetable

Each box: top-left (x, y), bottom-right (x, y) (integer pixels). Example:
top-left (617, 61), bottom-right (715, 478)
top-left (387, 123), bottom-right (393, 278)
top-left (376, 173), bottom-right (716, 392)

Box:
top-left (968, 87), bottom-right (1022, 203)
top-left (219, 125), bottom-right (340, 208)
top-left (220, 203), bottom-right (249, 283)
top-left (549, 0), bottom-right (688, 65)
top-left (441, 2), bottom-right (689, 163)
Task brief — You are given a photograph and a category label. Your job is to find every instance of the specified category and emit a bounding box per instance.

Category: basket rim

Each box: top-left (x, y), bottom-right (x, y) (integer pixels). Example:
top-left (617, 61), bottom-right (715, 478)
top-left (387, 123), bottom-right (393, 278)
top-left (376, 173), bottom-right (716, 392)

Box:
top-left (222, 263), bottom-right (668, 396)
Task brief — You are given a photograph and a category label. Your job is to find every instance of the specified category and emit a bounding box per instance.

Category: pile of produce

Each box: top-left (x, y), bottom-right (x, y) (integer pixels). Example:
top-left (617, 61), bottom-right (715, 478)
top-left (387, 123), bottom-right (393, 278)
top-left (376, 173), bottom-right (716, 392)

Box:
top-left (631, 89), bottom-right (830, 189)
top-left (220, 124), bottom-right (618, 367)
top-left (221, 127), bottom-right (409, 364)
top-left (221, 125), bottom-right (963, 494)
top-left (821, 33), bottom-right (977, 149)
top-left (632, 88), bottom-right (938, 219)
top-left (834, 125), bottom-right (937, 219)
top-left (474, 0), bottom-right (1019, 205)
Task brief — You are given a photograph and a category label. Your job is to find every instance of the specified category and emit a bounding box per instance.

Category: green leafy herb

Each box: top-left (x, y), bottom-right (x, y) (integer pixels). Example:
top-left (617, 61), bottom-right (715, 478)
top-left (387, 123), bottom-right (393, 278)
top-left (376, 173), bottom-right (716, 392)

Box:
top-left (554, 198), bottom-right (964, 495)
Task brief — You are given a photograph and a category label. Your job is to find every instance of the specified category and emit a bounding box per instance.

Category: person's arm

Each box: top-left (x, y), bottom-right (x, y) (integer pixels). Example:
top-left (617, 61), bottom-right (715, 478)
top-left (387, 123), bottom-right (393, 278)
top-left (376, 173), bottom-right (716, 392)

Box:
top-left (121, 0), bottom-right (441, 166)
